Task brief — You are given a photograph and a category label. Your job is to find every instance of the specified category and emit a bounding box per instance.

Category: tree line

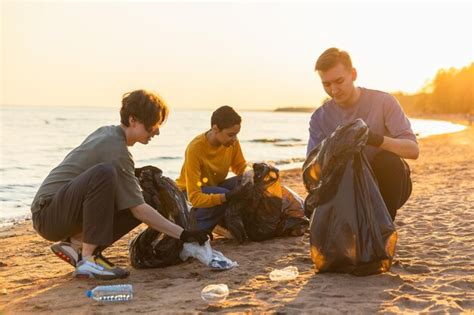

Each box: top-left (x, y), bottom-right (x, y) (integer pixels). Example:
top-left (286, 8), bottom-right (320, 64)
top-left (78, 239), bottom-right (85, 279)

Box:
top-left (393, 63), bottom-right (474, 115)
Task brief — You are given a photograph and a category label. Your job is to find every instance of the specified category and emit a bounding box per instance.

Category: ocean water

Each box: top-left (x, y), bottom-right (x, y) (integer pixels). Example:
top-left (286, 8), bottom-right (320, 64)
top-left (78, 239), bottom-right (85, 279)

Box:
top-left (0, 105), bottom-right (465, 226)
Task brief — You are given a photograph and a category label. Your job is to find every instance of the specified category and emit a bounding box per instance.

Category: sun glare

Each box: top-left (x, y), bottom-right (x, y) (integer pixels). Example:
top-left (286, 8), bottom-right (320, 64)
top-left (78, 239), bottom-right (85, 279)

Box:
top-left (2, 2), bottom-right (472, 109)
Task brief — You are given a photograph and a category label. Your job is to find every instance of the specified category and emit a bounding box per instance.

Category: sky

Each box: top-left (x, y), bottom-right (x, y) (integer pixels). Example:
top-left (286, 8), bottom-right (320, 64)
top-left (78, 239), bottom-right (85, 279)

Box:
top-left (1, 0), bottom-right (473, 109)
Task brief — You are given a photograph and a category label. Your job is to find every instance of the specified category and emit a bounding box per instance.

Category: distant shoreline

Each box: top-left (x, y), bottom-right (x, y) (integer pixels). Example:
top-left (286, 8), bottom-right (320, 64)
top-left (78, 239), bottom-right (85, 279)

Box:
top-left (406, 113), bottom-right (473, 126)
top-left (274, 107), bottom-right (314, 113)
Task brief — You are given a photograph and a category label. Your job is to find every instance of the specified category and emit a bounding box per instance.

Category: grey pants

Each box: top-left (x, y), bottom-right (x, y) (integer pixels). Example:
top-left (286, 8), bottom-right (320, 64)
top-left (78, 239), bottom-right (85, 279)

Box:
top-left (32, 163), bottom-right (141, 247)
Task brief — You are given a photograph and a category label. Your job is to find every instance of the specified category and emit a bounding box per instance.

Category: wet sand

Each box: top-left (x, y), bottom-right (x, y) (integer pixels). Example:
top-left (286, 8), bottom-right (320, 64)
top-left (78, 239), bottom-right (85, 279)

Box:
top-left (1, 124), bottom-right (473, 314)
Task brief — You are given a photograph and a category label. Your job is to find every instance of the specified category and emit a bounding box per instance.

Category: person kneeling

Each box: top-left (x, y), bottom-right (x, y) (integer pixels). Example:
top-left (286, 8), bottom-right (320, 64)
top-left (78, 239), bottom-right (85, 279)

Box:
top-left (175, 106), bottom-right (253, 236)
top-left (31, 90), bottom-right (210, 280)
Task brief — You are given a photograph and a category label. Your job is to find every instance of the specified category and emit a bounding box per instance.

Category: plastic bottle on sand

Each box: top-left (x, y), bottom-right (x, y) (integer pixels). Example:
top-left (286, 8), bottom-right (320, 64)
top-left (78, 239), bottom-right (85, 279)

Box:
top-left (86, 284), bottom-right (133, 302)
top-left (269, 266), bottom-right (299, 281)
top-left (201, 284), bottom-right (229, 303)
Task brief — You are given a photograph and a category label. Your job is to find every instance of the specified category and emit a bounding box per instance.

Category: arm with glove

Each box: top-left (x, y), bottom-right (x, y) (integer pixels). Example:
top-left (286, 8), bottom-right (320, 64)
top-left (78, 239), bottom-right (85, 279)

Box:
top-left (131, 203), bottom-right (212, 245)
top-left (179, 229), bottom-right (213, 245)
top-left (366, 129), bottom-right (419, 160)
top-left (365, 96), bottom-right (419, 160)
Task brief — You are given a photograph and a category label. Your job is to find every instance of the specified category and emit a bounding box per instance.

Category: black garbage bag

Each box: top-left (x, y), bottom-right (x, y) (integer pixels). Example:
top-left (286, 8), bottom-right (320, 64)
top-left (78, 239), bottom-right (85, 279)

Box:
top-left (302, 119), bottom-right (397, 276)
top-left (281, 186), bottom-right (309, 236)
top-left (129, 166), bottom-right (189, 269)
top-left (224, 200), bottom-right (248, 243)
top-left (227, 163), bottom-right (309, 242)
top-left (241, 163), bottom-right (283, 241)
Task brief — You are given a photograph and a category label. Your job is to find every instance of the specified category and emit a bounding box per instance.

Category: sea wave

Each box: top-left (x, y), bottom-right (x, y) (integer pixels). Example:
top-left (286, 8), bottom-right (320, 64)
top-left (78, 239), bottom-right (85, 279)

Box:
top-left (271, 157), bottom-right (306, 165)
top-left (247, 138), bottom-right (303, 143)
top-left (274, 143), bottom-right (306, 147)
top-left (0, 166), bottom-right (28, 171)
top-left (0, 214), bottom-right (31, 229)
top-left (136, 156), bottom-right (182, 164)
top-left (157, 156), bottom-right (182, 160)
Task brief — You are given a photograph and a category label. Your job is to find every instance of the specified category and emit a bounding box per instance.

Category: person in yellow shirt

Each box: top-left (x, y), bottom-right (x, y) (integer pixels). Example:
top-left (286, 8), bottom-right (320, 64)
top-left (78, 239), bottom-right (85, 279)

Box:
top-left (176, 106), bottom-right (252, 232)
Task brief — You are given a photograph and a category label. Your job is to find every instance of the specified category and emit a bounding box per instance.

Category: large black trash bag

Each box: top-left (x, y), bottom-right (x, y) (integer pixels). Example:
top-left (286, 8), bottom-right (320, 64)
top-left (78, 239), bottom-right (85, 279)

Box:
top-left (227, 163), bottom-right (309, 242)
top-left (281, 186), bottom-right (309, 236)
top-left (302, 119), bottom-right (397, 276)
top-left (241, 163), bottom-right (283, 241)
top-left (224, 201), bottom-right (248, 243)
top-left (129, 166), bottom-right (190, 269)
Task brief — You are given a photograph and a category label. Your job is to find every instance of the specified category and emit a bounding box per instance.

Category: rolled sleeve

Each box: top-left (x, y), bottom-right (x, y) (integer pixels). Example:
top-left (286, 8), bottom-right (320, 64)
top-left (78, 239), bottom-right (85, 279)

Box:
top-left (384, 95), bottom-right (418, 143)
top-left (115, 156), bottom-right (145, 210)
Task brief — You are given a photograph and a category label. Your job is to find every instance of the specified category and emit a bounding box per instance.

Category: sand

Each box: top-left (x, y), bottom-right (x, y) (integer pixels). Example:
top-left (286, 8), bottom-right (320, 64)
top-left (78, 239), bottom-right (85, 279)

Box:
top-left (1, 124), bottom-right (473, 314)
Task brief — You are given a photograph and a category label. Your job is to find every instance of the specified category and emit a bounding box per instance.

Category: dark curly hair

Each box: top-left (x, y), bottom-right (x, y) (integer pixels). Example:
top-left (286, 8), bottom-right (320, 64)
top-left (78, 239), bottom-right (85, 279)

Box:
top-left (211, 105), bottom-right (241, 130)
top-left (120, 90), bottom-right (169, 131)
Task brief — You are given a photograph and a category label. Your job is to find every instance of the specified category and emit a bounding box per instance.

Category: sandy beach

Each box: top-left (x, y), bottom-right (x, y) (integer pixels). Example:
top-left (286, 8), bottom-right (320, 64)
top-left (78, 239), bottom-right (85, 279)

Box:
top-left (1, 123), bottom-right (473, 314)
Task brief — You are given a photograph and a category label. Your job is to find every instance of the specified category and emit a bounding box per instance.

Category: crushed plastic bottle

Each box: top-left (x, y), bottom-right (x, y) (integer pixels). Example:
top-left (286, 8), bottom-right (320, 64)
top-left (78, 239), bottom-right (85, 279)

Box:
top-left (269, 266), bottom-right (299, 281)
top-left (86, 284), bottom-right (133, 302)
top-left (200, 284), bottom-right (229, 303)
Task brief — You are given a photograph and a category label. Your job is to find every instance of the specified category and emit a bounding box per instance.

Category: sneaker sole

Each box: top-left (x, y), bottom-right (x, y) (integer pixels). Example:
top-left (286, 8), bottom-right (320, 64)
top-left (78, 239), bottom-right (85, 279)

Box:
top-left (73, 271), bottom-right (129, 280)
top-left (51, 243), bottom-right (78, 267)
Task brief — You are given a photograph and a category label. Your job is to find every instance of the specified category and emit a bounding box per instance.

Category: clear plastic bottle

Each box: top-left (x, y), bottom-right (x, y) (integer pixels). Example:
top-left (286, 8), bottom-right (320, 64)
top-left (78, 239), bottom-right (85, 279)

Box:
top-left (86, 284), bottom-right (133, 302)
top-left (269, 266), bottom-right (299, 281)
top-left (201, 284), bottom-right (229, 303)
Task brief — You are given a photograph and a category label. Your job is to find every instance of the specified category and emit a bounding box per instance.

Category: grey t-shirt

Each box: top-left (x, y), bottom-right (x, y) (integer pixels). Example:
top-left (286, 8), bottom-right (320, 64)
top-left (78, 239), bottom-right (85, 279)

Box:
top-left (31, 125), bottom-right (144, 213)
top-left (307, 87), bottom-right (417, 161)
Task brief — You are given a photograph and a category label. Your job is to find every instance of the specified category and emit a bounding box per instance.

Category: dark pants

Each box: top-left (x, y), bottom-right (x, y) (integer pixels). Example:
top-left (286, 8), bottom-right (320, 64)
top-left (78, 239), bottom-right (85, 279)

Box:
top-left (188, 176), bottom-right (240, 231)
top-left (32, 163), bottom-right (141, 247)
top-left (370, 151), bottom-right (412, 220)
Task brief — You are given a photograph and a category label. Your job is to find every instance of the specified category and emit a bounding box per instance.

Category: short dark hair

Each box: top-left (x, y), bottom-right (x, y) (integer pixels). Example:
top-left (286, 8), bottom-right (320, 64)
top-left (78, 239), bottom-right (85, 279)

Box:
top-left (120, 90), bottom-right (169, 131)
top-left (315, 47), bottom-right (353, 72)
top-left (211, 106), bottom-right (241, 130)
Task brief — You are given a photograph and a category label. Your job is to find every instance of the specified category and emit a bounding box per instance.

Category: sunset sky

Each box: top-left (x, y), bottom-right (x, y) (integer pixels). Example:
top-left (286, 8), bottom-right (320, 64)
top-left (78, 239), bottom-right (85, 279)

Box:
top-left (1, 0), bottom-right (473, 109)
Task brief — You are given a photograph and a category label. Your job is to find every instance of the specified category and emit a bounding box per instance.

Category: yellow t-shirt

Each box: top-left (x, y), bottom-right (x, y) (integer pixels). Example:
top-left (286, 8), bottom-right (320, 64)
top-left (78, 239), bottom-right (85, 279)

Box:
top-left (176, 132), bottom-right (247, 208)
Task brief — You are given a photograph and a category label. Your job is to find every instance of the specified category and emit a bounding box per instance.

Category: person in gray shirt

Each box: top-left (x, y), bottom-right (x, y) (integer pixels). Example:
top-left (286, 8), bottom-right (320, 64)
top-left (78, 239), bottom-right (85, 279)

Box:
top-left (31, 90), bottom-right (211, 280)
top-left (307, 48), bottom-right (419, 220)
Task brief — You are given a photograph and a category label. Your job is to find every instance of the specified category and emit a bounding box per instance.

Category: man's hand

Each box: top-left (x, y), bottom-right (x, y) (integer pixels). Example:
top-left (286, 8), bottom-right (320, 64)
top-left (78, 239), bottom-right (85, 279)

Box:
top-left (366, 129), bottom-right (384, 147)
top-left (179, 229), bottom-right (213, 245)
top-left (225, 182), bottom-right (252, 202)
top-left (366, 129), bottom-right (419, 159)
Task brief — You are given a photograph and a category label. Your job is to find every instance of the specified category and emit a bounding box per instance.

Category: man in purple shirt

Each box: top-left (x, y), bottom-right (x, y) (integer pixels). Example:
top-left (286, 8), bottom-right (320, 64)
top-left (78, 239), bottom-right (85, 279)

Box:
top-left (307, 48), bottom-right (419, 220)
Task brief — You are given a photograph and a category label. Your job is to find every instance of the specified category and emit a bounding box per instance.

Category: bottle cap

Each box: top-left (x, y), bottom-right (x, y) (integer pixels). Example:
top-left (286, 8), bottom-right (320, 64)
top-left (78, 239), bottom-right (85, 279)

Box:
top-left (86, 290), bottom-right (93, 298)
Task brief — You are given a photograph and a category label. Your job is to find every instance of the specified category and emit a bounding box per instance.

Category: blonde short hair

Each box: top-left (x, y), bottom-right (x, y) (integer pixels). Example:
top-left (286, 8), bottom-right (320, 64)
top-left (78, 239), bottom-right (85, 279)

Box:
top-left (315, 47), bottom-right (353, 72)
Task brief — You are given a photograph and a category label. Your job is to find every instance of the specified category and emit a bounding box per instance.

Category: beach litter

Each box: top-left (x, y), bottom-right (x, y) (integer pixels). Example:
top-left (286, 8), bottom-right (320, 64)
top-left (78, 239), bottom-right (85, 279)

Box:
top-left (200, 284), bottom-right (229, 303)
top-left (269, 266), bottom-right (299, 281)
top-left (86, 284), bottom-right (133, 303)
top-left (180, 240), bottom-right (238, 270)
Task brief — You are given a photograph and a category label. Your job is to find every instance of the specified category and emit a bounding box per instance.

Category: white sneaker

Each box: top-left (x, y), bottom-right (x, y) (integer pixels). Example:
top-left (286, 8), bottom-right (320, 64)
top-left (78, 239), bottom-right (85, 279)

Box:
top-left (73, 253), bottom-right (129, 280)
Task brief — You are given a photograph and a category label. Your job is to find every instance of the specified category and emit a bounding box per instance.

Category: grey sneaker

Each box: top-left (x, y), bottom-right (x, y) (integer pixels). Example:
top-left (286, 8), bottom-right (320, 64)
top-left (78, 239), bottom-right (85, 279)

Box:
top-left (51, 241), bottom-right (82, 267)
top-left (73, 253), bottom-right (129, 280)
